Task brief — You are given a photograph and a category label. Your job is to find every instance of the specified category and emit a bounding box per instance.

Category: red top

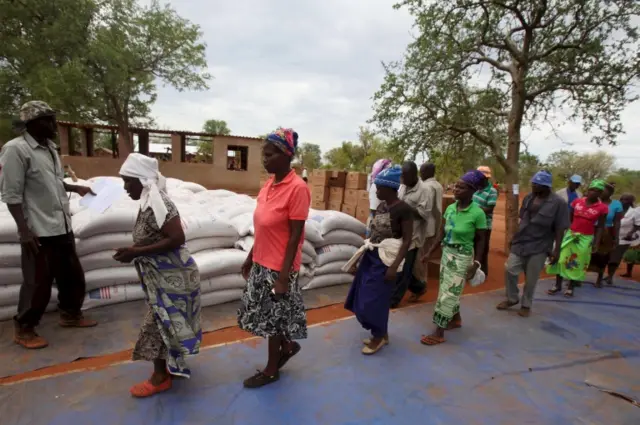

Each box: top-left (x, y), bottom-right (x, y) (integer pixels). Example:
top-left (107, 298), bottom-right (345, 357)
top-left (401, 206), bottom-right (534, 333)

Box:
top-left (253, 170), bottom-right (311, 272)
top-left (570, 198), bottom-right (609, 235)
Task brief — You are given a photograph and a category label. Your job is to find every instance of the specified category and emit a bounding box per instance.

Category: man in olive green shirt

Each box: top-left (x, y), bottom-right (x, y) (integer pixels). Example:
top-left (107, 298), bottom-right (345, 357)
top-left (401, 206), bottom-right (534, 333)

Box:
top-left (0, 101), bottom-right (98, 349)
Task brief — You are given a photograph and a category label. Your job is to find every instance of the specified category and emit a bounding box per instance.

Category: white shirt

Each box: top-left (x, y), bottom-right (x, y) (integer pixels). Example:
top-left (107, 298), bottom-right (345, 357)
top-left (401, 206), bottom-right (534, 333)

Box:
top-left (369, 183), bottom-right (380, 211)
top-left (620, 207), bottom-right (640, 246)
top-left (422, 177), bottom-right (444, 238)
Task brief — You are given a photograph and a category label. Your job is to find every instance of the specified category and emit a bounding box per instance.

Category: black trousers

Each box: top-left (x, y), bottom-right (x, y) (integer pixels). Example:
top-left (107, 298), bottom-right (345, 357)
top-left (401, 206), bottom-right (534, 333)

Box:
top-left (390, 248), bottom-right (426, 306)
top-left (15, 233), bottom-right (86, 328)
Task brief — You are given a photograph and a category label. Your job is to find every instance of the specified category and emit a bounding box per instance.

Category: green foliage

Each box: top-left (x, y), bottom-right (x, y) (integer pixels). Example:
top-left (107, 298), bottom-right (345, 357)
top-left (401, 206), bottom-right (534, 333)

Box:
top-left (373, 1), bottom-right (640, 166)
top-left (323, 127), bottom-right (405, 172)
top-left (195, 119), bottom-right (232, 162)
top-left (607, 169), bottom-right (640, 199)
top-left (203, 119), bottom-right (231, 136)
top-left (296, 143), bottom-right (322, 170)
top-left (0, 0), bottom-right (211, 149)
top-left (372, 0), bottom-right (640, 244)
top-left (544, 150), bottom-right (616, 189)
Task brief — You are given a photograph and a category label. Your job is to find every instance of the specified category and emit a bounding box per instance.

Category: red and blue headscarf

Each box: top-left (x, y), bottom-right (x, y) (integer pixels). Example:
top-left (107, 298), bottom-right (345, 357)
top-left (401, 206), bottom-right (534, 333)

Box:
top-left (266, 127), bottom-right (298, 157)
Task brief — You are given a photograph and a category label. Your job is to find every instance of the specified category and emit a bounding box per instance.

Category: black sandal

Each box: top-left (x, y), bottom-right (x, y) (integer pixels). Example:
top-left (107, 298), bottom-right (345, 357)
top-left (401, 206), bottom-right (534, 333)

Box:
top-left (564, 288), bottom-right (574, 298)
top-left (277, 341), bottom-right (301, 369)
top-left (243, 370), bottom-right (280, 389)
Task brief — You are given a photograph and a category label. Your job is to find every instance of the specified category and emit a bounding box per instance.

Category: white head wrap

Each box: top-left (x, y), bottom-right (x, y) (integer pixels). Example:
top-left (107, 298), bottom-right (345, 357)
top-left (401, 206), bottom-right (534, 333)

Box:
top-left (119, 153), bottom-right (168, 228)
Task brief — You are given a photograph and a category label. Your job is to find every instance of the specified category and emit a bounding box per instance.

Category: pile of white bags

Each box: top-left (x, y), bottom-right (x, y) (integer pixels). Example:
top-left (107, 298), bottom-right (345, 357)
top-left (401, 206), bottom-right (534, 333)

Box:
top-left (0, 177), bottom-right (366, 320)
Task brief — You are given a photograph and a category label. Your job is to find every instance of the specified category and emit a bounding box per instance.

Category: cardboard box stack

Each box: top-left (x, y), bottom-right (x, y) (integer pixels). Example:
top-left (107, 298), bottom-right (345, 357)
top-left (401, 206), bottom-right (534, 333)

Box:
top-left (310, 170), bottom-right (346, 210)
top-left (356, 188), bottom-right (370, 224)
top-left (340, 172), bottom-right (369, 221)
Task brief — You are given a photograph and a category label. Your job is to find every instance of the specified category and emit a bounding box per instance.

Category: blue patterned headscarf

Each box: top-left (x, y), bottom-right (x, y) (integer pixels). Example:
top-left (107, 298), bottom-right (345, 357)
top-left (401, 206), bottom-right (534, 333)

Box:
top-left (461, 170), bottom-right (487, 191)
top-left (374, 165), bottom-right (402, 190)
top-left (265, 127), bottom-right (298, 157)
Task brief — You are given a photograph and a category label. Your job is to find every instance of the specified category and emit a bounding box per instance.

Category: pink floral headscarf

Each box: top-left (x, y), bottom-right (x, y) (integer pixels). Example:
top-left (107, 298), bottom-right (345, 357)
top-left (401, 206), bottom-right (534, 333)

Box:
top-left (370, 159), bottom-right (392, 184)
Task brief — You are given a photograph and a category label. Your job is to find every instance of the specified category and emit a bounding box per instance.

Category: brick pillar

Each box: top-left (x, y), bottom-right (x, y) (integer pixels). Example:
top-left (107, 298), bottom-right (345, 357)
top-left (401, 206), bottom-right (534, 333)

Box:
top-left (79, 128), bottom-right (94, 157)
top-left (138, 131), bottom-right (149, 155)
top-left (171, 133), bottom-right (186, 163)
top-left (57, 124), bottom-right (71, 155)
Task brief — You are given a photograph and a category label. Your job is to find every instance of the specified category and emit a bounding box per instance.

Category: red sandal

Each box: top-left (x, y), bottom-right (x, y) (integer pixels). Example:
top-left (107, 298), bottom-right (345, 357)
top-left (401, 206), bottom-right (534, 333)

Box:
top-left (420, 335), bottom-right (446, 346)
top-left (130, 377), bottom-right (172, 398)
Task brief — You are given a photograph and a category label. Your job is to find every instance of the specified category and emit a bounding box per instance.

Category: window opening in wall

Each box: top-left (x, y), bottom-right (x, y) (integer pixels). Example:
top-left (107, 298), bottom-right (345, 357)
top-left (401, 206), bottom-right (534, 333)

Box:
top-left (227, 145), bottom-right (248, 171)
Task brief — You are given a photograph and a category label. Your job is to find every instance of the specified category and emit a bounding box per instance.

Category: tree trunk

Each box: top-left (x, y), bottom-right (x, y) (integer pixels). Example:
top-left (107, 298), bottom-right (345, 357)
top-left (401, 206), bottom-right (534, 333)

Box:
top-left (117, 122), bottom-right (132, 158)
top-left (504, 70), bottom-right (527, 253)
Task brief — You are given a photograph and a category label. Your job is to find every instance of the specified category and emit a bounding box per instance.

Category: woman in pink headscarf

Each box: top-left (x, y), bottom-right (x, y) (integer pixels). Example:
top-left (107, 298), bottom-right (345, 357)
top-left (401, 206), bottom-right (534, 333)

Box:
top-left (367, 159), bottom-right (392, 236)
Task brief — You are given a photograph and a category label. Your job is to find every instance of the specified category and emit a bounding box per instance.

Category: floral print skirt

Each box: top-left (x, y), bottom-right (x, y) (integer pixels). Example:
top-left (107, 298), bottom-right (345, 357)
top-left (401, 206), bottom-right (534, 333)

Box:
top-left (237, 263), bottom-right (307, 340)
top-left (547, 230), bottom-right (593, 282)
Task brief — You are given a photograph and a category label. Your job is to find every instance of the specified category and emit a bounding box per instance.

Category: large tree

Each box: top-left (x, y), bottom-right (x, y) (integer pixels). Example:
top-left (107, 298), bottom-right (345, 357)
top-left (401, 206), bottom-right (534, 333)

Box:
top-left (372, 0), bottom-right (640, 249)
top-left (0, 0), bottom-right (98, 142)
top-left (85, 0), bottom-right (210, 155)
top-left (296, 143), bottom-right (322, 170)
top-left (0, 0), bottom-right (210, 153)
top-left (545, 150), bottom-right (616, 188)
top-left (203, 119), bottom-right (231, 136)
top-left (324, 127), bottom-right (405, 171)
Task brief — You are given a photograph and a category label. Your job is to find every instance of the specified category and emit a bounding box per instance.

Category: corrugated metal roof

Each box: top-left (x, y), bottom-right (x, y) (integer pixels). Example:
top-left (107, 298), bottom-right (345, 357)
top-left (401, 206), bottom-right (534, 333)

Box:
top-left (56, 121), bottom-right (263, 141)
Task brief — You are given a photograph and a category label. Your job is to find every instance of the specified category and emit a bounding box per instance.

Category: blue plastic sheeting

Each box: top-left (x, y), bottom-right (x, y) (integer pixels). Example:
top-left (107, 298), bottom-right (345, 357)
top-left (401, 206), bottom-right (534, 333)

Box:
top-left (1, 279), bottom-right (639, 425)
top-left (0, 285), bottom-right (350, 378)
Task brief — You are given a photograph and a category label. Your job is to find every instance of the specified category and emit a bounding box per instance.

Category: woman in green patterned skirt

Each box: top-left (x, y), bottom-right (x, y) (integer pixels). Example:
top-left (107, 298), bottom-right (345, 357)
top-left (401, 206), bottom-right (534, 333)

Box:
top-left (420, 170), bottom-right (488, 345)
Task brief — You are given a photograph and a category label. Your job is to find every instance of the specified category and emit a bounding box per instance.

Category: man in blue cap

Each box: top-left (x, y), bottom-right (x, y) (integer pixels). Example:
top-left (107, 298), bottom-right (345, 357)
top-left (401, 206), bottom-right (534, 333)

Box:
top-left (496, 171), bottom-right (570, 317)
top-left (556, 174), bottom-right (582, 213)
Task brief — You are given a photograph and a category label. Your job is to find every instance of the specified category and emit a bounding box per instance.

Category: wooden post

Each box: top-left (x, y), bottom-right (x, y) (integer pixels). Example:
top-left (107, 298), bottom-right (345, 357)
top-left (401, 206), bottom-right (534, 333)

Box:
top-left (138, 131), bottom-right (149, 155)
top-left (57, 124), bottom-right (71, 155)
top-left (79, 127), bottom-right (94, 157)
top-left (171, 133), bottom-right (186, 163)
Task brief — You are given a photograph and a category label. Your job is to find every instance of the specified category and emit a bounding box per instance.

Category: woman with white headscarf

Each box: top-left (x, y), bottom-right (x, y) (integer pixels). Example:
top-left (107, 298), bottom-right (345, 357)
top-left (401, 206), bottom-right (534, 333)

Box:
top-left (114, 153), bottom-right (201, 398)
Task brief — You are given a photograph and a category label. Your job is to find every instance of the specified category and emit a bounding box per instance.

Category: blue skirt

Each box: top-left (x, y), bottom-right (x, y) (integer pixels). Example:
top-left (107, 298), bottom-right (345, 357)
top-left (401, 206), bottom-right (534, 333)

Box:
top-left (344, 249), bottom-right (392, 338)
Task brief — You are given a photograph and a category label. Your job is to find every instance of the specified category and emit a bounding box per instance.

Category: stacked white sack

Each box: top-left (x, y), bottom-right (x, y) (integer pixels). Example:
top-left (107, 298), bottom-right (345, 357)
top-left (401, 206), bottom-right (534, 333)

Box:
top-left (302, 210), bottom-right (366, 290)
top-left (0, 177), bottom-right (246, 317)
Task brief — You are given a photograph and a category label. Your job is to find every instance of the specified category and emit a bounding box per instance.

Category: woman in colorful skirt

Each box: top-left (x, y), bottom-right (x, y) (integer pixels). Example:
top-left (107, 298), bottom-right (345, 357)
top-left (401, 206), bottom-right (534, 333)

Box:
top-left (420, 170), bottom-right (488, 346)
top-left (237, 128), bottom-right (310, 388)
top-left (345, 166), bottom-right (413, 355)
top-left (604, 194), bottom-right (638, 283)
top-left (115, 153), bottom-right (201, 397)
top-left (589, 183), bottom-right (623, 287)
top-left (547, 179), bottom-right (609, 297)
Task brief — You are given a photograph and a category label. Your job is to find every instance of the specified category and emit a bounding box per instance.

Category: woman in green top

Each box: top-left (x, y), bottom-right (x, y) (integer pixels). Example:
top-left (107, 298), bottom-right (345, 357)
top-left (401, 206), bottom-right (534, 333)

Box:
top-left (420, 170), bottom-right (488, 345)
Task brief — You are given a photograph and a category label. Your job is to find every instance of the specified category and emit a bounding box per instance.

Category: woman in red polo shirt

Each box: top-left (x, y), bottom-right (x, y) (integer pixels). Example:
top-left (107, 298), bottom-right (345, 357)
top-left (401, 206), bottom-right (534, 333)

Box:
top-left (237, 128), bottom-right (311, 389)
top-left (547, 179), bottom-right (608, 297)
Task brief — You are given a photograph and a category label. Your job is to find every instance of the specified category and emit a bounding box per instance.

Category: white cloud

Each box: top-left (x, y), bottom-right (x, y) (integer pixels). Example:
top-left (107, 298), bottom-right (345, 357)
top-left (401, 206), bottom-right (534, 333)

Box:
top-left (151, 0), bottom-right (639, 170)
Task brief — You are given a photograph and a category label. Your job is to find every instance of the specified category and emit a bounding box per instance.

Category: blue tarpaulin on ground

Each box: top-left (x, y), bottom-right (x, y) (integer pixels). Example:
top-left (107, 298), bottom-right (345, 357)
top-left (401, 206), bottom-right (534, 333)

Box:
top-left (1, 279), bottom-right (639, 425)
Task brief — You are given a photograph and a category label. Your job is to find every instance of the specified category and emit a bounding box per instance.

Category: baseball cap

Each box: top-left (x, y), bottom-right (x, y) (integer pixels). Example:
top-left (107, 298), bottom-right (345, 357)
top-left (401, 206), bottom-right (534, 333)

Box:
top-left (477, 166), bottom-right (492, 178)
top-left (19, 101), bottom-right (56, 123)
top-left (569, 175), bottom-right (582, 184)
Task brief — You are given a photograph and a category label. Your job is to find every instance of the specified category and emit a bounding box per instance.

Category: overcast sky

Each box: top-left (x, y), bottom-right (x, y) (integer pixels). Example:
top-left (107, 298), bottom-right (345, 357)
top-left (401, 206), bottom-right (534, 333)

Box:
top-left (151, 0), bottom-right (640, 170)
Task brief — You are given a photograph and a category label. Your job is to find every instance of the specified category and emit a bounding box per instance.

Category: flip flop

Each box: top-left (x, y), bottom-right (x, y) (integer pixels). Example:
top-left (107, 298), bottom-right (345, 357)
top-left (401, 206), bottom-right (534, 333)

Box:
top-left (547, 287), bottom-right (561, 295)
top-left (564, 288), bottom-right (574, 298)
top-left (130, 377), bottom-right (172, 398)
top-left (420, 335), bottom-right (446, 346)
top-left (362, 338), bottom-right (386, 355)
top-left (277, 342), bottom-right (301, 369)
top-left (363, 334), bottom-right (389, 345)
